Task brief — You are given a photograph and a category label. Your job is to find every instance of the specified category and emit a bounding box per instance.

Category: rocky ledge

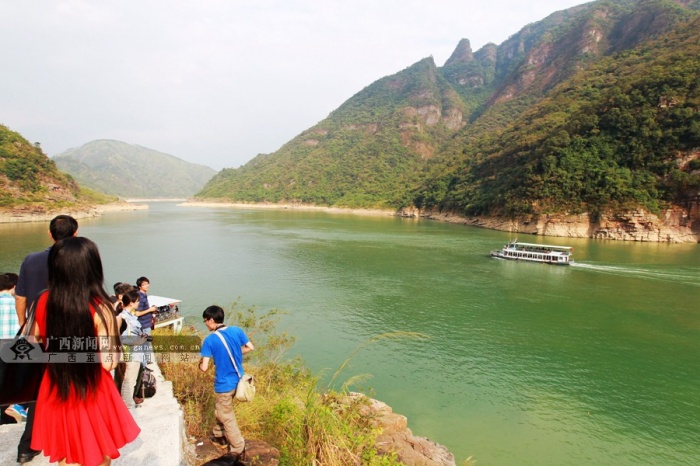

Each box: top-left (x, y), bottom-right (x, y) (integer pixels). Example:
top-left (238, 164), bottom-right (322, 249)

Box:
top-left (348, 393), bottom-right (456, 466)
top-left (400, 206), bottom-right (700, 243)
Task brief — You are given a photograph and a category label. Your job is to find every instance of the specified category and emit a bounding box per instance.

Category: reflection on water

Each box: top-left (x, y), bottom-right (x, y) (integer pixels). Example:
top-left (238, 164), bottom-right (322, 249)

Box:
top-left (0, 203), bottom-right (698, 465)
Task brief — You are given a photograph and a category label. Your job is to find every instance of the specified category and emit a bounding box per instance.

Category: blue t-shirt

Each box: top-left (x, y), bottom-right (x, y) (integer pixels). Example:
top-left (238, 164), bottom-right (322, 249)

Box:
top-left (136, 290), bottom-right (151, 328)
top-left (200, 326), bottom-right (250, 393)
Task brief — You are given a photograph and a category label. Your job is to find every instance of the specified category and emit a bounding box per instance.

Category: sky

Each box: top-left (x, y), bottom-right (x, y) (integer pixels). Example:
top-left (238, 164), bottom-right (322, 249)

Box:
top-left (0, 0), bottom-right (589, 171)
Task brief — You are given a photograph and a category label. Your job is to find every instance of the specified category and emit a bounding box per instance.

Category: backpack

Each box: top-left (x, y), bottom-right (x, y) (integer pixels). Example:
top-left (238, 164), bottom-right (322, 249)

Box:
top-left (134, 366), bottom-right (157, 398)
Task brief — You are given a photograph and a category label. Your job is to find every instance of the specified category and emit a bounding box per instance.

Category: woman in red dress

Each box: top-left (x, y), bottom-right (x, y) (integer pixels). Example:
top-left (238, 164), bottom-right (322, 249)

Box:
top-left (31, 237), bottom-right (140, 466)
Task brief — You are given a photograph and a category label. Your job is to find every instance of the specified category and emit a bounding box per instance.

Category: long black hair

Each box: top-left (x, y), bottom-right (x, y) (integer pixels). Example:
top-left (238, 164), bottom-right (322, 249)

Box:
top-left (45, 236), bottom-right (115, 400)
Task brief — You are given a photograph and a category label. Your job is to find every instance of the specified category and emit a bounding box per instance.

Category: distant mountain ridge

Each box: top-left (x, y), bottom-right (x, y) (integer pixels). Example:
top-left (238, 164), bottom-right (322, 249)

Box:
top-left (196, 0), bottom-right (700, 241)
top-left (55, 140), bottom-right (216, 198)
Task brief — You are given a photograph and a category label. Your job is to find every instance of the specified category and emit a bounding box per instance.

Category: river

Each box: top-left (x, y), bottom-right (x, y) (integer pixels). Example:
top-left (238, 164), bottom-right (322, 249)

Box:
top-left (1, 202), bottom-right (698, 465)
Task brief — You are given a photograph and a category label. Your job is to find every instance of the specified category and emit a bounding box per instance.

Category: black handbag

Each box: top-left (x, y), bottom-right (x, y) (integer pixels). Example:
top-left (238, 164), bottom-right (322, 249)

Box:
top-left (0, 301), bottom-right (46, 405)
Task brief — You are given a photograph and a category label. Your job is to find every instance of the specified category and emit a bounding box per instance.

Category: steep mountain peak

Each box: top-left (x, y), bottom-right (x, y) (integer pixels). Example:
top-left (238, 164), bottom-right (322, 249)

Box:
top-left (474, 43), bottom-right (498, 62)
top-left (444, 38), bottom-right (473, 67)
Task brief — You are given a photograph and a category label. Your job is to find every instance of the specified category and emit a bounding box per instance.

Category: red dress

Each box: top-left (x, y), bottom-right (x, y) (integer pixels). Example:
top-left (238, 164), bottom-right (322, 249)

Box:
top-left (31, 293), bottom-right (141, 466)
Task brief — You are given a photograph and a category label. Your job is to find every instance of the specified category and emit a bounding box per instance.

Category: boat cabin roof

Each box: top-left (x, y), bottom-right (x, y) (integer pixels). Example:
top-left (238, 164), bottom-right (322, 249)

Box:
top-left (149, 295), bottom-right (181, 307)
top-left (508, 241), bottom-right (573, 251)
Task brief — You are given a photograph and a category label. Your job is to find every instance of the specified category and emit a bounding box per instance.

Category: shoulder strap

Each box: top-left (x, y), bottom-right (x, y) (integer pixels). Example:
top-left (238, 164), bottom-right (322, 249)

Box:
top-left (17, 291), bottom-right (44, 337)
top-left (214, 330), bottom-right (241, 378)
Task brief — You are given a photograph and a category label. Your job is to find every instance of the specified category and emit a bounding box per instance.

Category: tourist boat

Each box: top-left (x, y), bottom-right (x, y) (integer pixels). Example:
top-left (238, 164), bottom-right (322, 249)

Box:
top-left (149, 295), bottom-right (184, 334)
top-left (490, 240), bottom-right (573, 265)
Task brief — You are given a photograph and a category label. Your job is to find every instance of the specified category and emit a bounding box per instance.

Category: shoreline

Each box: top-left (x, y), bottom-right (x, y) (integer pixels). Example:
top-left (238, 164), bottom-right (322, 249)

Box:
top-left (180, 200), bottom-right (397, 217)
top-left (0, 202), bottom-right (148, 224)
top-left (183, 200), bottom-right (700, 243)
top-left (125, 198), bottom-right (187, 203)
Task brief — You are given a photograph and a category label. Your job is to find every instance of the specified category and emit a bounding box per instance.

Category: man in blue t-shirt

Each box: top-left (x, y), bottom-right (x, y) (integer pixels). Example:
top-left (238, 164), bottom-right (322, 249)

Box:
top-left (133, 276), bottom-right (157, 366)
top-left (199, 305), bottom-right (254, 461)
top-left (134, 276), bottom-right (157, 332)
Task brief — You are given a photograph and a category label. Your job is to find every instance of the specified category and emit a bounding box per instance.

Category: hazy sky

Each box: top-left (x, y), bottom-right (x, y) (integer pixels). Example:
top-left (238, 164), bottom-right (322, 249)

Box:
top-left (0, 0), bottom-right (588, 170)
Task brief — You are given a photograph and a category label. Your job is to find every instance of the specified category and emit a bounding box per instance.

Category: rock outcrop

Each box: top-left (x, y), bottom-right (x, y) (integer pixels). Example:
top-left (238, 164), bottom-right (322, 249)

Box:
top-left (343, 393), bottom-right (456, 466)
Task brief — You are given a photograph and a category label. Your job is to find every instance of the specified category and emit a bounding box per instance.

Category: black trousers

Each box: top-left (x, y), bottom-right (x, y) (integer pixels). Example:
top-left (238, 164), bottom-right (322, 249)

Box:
top-left (18, 401), bottom-right (35, 454)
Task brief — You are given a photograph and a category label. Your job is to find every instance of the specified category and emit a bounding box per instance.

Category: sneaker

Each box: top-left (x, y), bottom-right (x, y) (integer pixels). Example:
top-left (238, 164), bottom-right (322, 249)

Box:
top-left (5, 404), bottom-right (27, 423)
top-left (16, 449), bottom-right (40, 464)
top-left (209, 435), bottom-right (229, 450)
top-left (227, 445), bottom-right (246, 465)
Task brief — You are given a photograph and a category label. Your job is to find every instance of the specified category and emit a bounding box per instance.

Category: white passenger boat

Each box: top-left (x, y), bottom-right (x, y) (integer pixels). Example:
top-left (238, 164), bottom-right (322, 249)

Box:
top-left (490, 240), bottom-right (573, 265)
top-left (149, 295), bottom-right (184, 334)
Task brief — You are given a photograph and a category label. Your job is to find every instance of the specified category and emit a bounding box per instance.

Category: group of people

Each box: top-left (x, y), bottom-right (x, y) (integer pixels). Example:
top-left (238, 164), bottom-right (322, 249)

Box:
top-left (109, 278), bottom-right (157, 409)
top-left (0, 214), bottom-right (254, 465)
top-left (1, 215), bottom-right (140, 465)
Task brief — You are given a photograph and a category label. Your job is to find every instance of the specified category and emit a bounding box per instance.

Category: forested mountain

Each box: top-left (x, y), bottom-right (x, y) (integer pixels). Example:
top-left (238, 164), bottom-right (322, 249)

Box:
top-left (55, 140), bottom-right (216, 199)
top-left (417, 0), bottom-right (700, 217)
top-left (197, 0), bottom-right (700, 234)
top-left (0, 124), bottom-right (108, 210)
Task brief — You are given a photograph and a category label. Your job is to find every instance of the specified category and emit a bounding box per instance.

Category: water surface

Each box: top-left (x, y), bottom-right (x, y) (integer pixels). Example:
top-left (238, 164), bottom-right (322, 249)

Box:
top-left (1, 203), bottom-right (698, 465)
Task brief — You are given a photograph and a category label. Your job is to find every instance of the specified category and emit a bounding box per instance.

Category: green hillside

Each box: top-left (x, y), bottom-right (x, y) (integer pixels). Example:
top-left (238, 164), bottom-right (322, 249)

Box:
top-left (0, 124), bottom-right (101, 209)
top-left (200, 57), bottom-right (468, 208)
top-left (55, 140), bottom-right (217, 199)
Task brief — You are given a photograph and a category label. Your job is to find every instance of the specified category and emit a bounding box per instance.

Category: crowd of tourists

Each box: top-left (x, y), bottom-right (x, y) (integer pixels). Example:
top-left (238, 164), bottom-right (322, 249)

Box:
top-left (0, 215), bottom-right (253, 466)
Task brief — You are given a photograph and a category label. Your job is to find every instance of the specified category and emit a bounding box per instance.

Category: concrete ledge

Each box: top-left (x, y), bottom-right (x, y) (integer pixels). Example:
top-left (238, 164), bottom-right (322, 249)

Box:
top-left (0, 363), bottom-right (187, 465)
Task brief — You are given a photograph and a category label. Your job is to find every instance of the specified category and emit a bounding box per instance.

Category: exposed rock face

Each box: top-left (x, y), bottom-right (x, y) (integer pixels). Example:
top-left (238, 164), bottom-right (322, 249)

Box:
top-left (399, 207), bottom-right (700, 243)
top-left (442, 108), bottom-right (464, 130)
top-left (345, 393), bottom-right (456, 466)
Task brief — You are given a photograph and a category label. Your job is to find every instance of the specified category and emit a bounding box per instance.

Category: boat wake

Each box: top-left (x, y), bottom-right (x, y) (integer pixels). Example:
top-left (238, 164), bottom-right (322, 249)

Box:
top-left (571, 262), bottom-right (699, 286)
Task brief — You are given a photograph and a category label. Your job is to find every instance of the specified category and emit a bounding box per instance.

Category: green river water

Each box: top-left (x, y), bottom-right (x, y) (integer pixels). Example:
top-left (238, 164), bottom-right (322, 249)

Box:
top-left (1, 203), bottom-right (698, 465)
